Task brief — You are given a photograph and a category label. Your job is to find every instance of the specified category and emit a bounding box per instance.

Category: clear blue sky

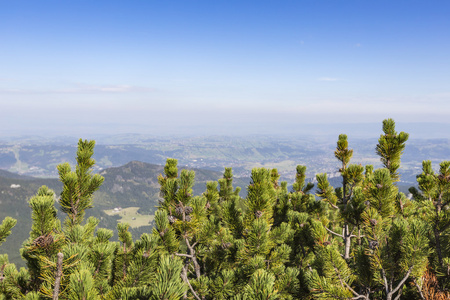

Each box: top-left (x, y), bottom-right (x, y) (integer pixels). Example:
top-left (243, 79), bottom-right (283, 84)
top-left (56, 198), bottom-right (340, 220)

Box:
top-left (1, 0), bottom-right (450, 137)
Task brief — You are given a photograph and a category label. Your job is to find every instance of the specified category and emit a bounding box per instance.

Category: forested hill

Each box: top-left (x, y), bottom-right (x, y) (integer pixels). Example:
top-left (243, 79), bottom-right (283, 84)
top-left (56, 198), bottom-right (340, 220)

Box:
top-left (0, 169), bottom-right (35, 180)
top-left (0, 161), bottom-right (249, 266)
top-left (94, 160), bottom-right (249, 217)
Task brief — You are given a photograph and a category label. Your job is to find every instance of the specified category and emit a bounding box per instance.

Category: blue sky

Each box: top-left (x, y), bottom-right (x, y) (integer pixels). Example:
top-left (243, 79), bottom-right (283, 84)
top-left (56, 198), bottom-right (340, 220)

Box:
top-left (1, 0), bottom-right (450, 137)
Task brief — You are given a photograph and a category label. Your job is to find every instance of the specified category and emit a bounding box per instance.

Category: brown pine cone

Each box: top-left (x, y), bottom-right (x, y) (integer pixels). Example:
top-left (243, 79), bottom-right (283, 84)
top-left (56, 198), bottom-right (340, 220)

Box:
top-left (369, 240), bottom-right (379, 250)
top-left (175, 204), bottom-right (184, 216)
top-left (185, 206), bottom-right (193, 215)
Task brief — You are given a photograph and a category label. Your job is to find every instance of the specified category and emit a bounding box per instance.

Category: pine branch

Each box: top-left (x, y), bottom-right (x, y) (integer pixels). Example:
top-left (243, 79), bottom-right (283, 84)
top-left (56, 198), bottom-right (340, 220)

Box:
top-left (181, 265), bottom-right (201, 300)
top-left (389, 269), bottom-right (394, 293)
top-left (94, 253), bottom-right (104, 276)
top-left (342, 280), bottom-right (364, 299)
top-left (185, 237), bottom-right (201, 279)
top-left (390, 266), bottom-right (413, 297)
top-left (333, 264), bottom-right (346, 291)
top-left (175, 253), bottom-right (194, 259)
top-left (325, 226), bottom-right (343, 238)
top-left (393, 287), bottom-right (403, 300)
top-left (381, 268), bottom-right (389, 295)
top-left (329, 202), bottom-right (339, 209)
top-left (413, 278), bottom-right (425, 300)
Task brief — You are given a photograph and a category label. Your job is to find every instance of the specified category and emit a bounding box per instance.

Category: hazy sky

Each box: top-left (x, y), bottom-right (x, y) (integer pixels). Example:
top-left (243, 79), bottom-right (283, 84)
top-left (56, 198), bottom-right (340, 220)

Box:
top-left (1, 1), bottom-right (450, 137)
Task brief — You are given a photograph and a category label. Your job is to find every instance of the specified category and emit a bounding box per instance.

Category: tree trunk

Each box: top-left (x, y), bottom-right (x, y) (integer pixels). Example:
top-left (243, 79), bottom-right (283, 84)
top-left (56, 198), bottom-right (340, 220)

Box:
top-left (53, 252), bottom-right (63, 300)
top-left (434, 226), bottom-right (444, 269)
top-left (344, 224), bottom-right (351, 259)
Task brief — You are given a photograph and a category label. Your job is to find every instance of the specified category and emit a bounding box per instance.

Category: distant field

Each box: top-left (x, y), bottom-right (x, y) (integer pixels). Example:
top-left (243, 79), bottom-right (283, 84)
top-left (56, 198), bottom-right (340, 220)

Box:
top-left (246, 160), bottom-right (298, 175)
top-left (104, 207), bottom-right (154, 228)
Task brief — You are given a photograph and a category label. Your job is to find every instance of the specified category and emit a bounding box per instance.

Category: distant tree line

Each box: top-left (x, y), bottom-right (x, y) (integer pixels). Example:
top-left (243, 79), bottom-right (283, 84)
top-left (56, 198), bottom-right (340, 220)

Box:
top-left (0, 119), bottom-right (449, 299)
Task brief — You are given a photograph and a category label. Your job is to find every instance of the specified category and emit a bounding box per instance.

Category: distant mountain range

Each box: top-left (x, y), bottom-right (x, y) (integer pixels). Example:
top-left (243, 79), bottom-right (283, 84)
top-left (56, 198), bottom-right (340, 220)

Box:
top-left (1, 135), bottom-right (448, 185)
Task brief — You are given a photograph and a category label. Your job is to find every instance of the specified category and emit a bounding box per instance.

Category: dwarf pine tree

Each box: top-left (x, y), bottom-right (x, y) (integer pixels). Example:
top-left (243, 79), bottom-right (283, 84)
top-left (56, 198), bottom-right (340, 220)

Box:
top-left (376, 118), bottom-right (409, 181)
top-left (0, 217), bottom-right (16, 249)
top-left (58, 139), bottom-right (104, 228)
top-left (0, 217), bottom-right (17, 296)
top-left (314, 134), bottom-right (365, 260)
top-left (19, 140), bottom-right (107, 299)
top-left (306, 119), bottom-right (430, 300)
top-left (409, 160), bottom-right (450, 291)
top-left (21, 186), bottom-right (62, 291)
top-left (154, 160), bottom-right (304, 299)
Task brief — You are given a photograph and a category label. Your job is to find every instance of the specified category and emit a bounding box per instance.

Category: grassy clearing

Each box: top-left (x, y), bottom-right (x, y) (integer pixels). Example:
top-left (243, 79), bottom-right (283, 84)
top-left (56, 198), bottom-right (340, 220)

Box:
top-left (104, 206), bottom-right (154, 228)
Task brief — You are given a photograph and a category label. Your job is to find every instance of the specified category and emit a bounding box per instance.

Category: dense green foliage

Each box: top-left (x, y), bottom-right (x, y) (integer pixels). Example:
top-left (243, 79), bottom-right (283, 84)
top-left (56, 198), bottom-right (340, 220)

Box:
top-left (0, 161), bottom-right (249, 267)
top-left (1, 120), bottom-right (450, 299)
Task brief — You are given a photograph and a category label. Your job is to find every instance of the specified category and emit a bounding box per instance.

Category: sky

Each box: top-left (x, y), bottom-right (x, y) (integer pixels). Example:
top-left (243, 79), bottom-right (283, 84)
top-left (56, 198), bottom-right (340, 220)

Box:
top-left (1, 0), bottom-right (450, 138)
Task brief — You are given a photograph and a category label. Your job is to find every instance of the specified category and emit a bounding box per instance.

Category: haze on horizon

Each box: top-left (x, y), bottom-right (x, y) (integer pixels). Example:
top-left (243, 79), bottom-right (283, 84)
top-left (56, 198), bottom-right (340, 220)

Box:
top-left (1, 1), bottom-right (450, 138)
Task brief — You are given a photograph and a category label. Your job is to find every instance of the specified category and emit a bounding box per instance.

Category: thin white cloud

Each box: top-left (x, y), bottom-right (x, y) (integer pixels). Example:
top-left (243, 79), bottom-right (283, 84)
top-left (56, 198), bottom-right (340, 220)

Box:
top-left (355, 43), bottom-right (362, 47)
top-left (0, 84), bottom-right (154, 94)
top-left (318, 77), bottom-right (340, 82)
top-left (67, 84), bottom-right (145, 93)
top-left (424, 92), bottom-right (450, 99)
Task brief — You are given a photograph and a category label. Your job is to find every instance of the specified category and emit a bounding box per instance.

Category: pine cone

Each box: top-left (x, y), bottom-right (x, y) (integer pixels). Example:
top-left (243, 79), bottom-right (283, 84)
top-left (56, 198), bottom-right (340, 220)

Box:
top-left (205, 202), bottom-right (211, 209)
top-left (175, 205), bottom-right (184, 216)
top-left (376, 184), bottom-right (383, 189)
top-left (185, 215), bottom-right (191, 222)
top-left (184, 206), bottom-right (193, 215)
top-left (33, 233), bottom-right (53, 249)
top-left (364, 200), bottom-right (370, 207)
top-left (323, 241), bottom-right (331, 246)
top-left (369, 240), bottom-right (379, 250)
top-left (44, 234), bottom-right (54, 247)
top-left (33, 236), bottom-right (46, 247)
top-left (370, 219), bottom-right (378, 226)
top-left (254, 211), bottom-right (263, 218)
